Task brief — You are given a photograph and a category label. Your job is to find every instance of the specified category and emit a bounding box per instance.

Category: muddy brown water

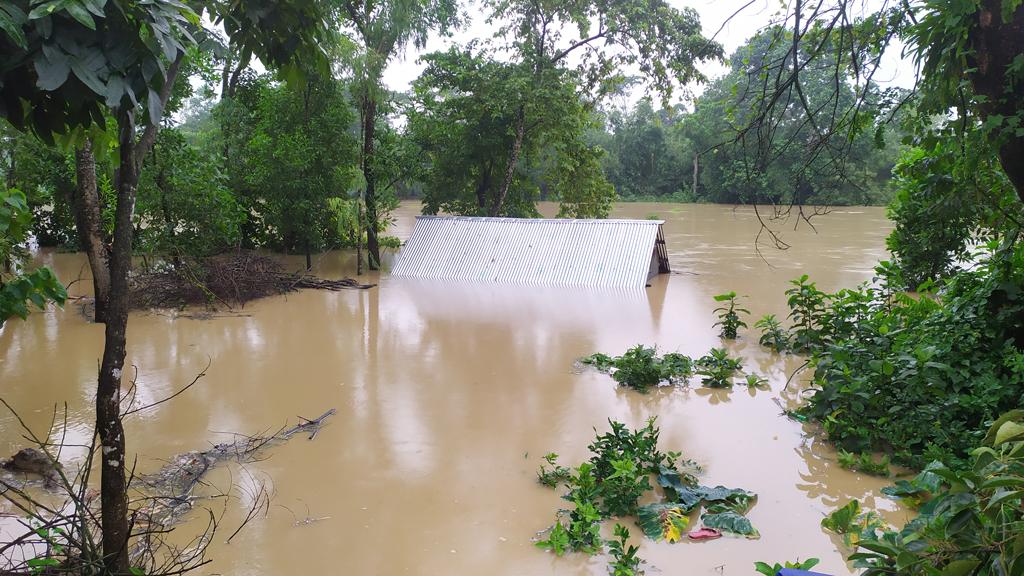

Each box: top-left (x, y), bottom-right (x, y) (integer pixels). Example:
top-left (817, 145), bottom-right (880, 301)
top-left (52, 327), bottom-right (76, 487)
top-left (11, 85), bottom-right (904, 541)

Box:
top-left (0, 202), bottom-right (910, 575)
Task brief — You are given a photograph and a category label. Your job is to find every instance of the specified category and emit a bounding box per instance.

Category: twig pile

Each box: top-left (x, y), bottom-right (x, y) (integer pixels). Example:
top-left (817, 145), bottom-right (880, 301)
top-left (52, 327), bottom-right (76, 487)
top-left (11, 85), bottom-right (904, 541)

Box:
top-left (130, 252), bottom-right (373, 310)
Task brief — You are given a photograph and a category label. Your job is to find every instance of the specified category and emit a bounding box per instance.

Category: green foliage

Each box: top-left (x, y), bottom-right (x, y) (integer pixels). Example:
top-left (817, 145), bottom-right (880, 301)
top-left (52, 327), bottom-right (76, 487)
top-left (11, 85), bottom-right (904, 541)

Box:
top-left (754, 558), bottom-right (820, 576)
top-left (836, 450), bottom-right (891, 477)
top-left (233, 75), bottom-right (359, 254)
top-left (785, 275), bottom-right (829, 352)
top-left (744, 373), bottom-right (769, 389)
top-left (700, 511), bottom-right (760, 539)
top-left (409, 48), bottom-right (615, 218)
top-left (787, 247), bottom-right (1024, 468)
top-left (537, 453), bottom-right (572, 487)
top-left (695, 348), bottom-right (742, 388)
top-left (636, 503), bottom-right (689, 543)
top-left (610, 346), bottom-right (669, 392)
top-left (535, 418), bottom-right (758, 572)
top-left (712, 291), bottom-right (749, 339)
top-left (827, 412), bottom-right (1024, 574)
top-left (0, 188), bottom-right (66, 326)
top-left (580, 352), bottom-right (616, 371)
top-left (607, 524), bottom-right (644, 576)
top-left (136, 129), bottom-right (245, 257)
top-left (820, 500), bottom-right (885, 548)
top-left (581, 346), bottom-right (693, 391)
top-left (0, 0), bottom-right (197, 139)
top-left (1, 127), bottom-right (77, 247)
top-left (535, 520), bottom-right (571, 555)
top-left (886, 139), bottom-right (1017, 290)
top-left (754, 314), bottom-right (790, 351)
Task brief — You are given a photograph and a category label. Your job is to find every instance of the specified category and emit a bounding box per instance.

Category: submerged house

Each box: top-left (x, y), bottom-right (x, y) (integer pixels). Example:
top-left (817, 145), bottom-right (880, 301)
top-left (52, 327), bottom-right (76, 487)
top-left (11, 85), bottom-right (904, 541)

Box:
top-left (391, 216), bottom-right (670, 289)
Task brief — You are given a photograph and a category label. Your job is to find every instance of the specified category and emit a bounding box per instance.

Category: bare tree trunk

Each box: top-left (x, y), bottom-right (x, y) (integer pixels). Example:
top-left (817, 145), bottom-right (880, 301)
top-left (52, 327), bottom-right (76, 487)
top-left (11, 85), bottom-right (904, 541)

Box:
top-left (361, 96), bottom-right (380, 270)
top-left (492, 105), bottom-right (526, 217)
top-left (692, 153), bottom-right (699, 198)
top-left (969, 0), bottom-right (1024, 200)
top-left (71, 141), bottom-right (111, 323)
top-left (475, 164), bottom-right (493, 213)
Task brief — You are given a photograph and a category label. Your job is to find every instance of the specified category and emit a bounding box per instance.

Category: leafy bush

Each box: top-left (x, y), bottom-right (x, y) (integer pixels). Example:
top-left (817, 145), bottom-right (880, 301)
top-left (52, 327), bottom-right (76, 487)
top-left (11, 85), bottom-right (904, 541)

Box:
top-left (785, 275), bottom-right (828, 352)
top-left (0, 188), bottom-right (67, 326)
top-left (607, 524), bottom-right (644, 576)
top-left (537, 453), bottom-right (572, 487)
top-left (754, 314), bottom-right (789, 351)
top-left (581, 346), bottom-right (693, 391)
top-left (534, 419), bottom-right (759, 571)
top-left (611, 345), bottom-right (667, 391)
top-left (712, 291), bottom-right (749, 339)
top-left (825, 411), bottom-right (1024, 574)
top-left (836, 450), bottom-right (890, 477)
top-left (794, 247), bottom-right (1024, 468)
top-left (886, 142), bottom-right (1017, 290)
top-left (695, 348), bottom-right (742, 388)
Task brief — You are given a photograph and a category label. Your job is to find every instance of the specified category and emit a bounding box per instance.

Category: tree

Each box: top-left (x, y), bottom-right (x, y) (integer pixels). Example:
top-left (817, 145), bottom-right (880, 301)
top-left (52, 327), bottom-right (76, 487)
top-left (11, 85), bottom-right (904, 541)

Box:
top-left (721, 0), bottom-right (1023, 207)
top-left (409, 47), bottom-right (614, 217)
top-left (239, 74), bottom-right (359, 266)
top-left (338, 0), bottom-right (460, 269)
top-left (482, 0), bottom-right (722, 216)
top-left (0, 0), bottom-right (334, 571)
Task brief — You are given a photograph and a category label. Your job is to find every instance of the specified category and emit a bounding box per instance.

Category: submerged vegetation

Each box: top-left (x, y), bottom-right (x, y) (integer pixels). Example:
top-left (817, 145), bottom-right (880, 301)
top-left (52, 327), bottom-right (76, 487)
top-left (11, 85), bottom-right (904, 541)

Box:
top-left (534, 419), bottom-right (758, 572)
top-left (581, 345), bottom-right (752, 391)
top-left (823, 411), bottom-right (1024, 574)
top-left (712, 291), bottom-right (748, 339)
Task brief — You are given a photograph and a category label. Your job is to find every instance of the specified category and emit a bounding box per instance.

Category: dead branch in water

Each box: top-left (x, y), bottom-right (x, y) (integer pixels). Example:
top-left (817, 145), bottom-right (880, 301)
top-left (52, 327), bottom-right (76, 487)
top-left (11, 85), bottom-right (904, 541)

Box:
top-left (0, 398), bottom-right (336, 575)
top-left (129, 251), bottom-right (374, 311)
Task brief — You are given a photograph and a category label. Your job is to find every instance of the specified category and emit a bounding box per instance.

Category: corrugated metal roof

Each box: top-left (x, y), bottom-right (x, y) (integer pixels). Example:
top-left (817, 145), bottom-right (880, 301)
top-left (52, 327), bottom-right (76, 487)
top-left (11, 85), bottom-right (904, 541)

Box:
top-left (391, 216), bottom-right (670, 288)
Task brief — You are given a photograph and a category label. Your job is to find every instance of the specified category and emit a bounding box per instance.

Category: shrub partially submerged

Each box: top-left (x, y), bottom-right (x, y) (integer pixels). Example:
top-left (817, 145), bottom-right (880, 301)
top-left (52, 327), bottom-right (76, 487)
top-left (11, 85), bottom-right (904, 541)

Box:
top-left (581, 345), bottom-right (754, 392)
top-left (535, 419), bottom-right (759, 573)
top-left (823, 410), bottom-right (1024, 574)
top-left (795, 249), bottom-right (1024, 469)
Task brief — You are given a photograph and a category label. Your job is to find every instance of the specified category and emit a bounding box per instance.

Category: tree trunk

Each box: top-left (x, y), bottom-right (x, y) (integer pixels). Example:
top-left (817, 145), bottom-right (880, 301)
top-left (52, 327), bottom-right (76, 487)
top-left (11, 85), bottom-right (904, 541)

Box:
top-left (475, 163), bottom-right (493, 213)
top-left (492, 105), bottom-right (526, 217)
top-left (692, 153), bottom-right (699, 198)
top-left (95, 111), bottom-right (140, 575)
top-left (71, 141), bottom-right (111, 323)
top-left (361, 96), bottom-right (380, 270)
top-left (968, 0), bottom-right (1024, 200)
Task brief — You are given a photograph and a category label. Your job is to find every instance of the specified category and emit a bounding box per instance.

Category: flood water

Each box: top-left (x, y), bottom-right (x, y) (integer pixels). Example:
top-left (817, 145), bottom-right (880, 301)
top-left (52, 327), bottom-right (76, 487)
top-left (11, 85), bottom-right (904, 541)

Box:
top-left (0, 202), bottom-right (906, 575)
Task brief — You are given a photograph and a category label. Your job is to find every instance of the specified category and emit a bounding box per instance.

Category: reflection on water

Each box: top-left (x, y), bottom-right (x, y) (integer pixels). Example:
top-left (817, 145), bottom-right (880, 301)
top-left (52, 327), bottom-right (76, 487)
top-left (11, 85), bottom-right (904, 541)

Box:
top-left (0, 202), bottom-right (897, 575)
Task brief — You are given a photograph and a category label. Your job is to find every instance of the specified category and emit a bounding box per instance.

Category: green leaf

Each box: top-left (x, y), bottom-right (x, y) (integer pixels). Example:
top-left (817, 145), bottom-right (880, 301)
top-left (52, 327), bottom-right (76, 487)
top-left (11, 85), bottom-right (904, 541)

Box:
top-left (637, 503), bottom-right (690, 543)
top-left (994, 421), bottom-right (1024, 446)
top-left (941, 559), bottom-right (981, 576)
top-left (0, 5), bottom-right (28, 48)
top-left (701, 511), bottom-right (759, 538)
top-left (64, 1), bottom-right (96, 29)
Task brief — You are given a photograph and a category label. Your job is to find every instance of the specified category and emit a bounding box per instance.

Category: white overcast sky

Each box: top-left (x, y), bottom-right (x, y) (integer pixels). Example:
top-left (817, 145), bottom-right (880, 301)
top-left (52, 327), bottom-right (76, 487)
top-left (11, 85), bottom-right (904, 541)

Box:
top-left (379, 0), bottom-right (915, 106)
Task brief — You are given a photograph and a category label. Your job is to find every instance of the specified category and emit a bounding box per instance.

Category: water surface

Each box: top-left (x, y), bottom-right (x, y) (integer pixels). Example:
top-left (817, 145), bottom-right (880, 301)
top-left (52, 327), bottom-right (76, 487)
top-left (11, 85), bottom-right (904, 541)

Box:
top-left (0, 202), bottom-right (905, 575)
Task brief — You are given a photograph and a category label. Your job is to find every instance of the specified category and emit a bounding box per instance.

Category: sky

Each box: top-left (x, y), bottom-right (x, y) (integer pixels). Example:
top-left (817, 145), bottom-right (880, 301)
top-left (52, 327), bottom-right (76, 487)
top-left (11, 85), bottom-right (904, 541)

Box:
top-left (378, 0), bottom-right (916, 107)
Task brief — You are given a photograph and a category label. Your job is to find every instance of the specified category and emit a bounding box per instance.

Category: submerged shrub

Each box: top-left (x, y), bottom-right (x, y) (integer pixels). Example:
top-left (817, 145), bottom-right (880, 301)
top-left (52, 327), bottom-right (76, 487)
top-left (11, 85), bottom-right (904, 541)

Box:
top-left (581, 346), bottom-right (693, 391)
top-left (712, 291), bottom-right (749, 339)
top-left (789, 245), bottom-right (1024, 468)
top-left (836, 450), bottom-right (890, 477)
top-left (825, 411), bottom-right (1024, 574)
top-left (534, 418), bottom-right (759, 571)
top-left (695, 348), bottom-right (742, 388)
top-left (754, 314), bottom-right (789, 351)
